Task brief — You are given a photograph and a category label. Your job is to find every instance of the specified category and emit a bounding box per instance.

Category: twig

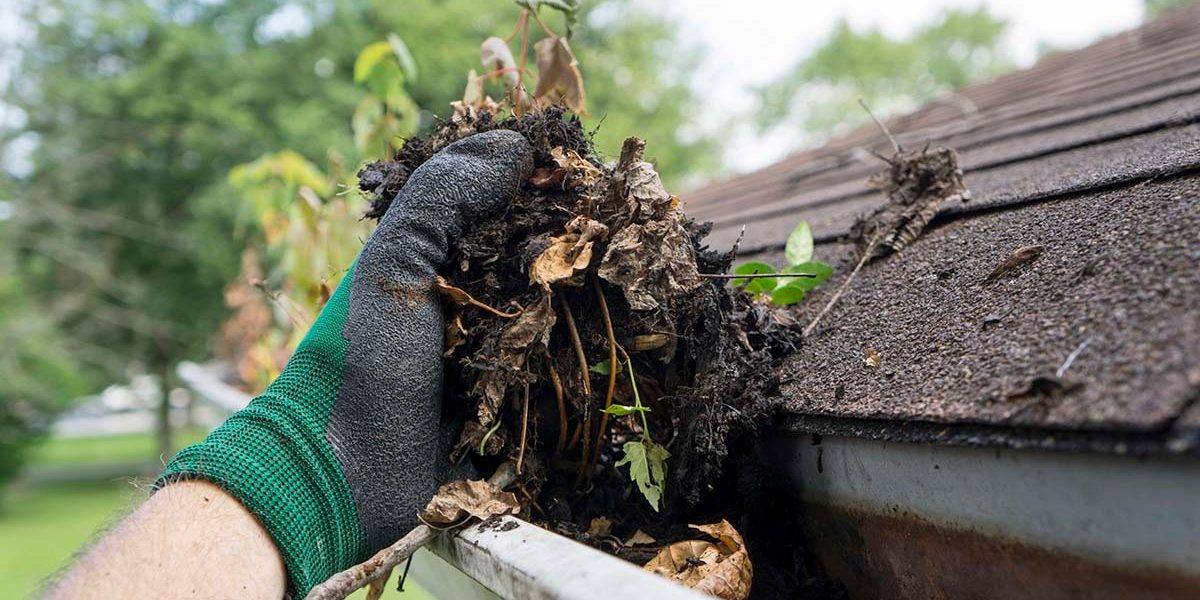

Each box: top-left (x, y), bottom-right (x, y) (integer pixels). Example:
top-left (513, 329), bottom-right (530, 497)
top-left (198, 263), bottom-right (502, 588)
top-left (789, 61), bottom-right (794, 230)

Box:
top-left (517, 379), bottom-right (531, 475)
top-left (435, 277), bottom-right (523, 318)
top-left (558, 297), bottom-right (591, 396)
top-left (698, 272), bottom-right (817, 280)
top-left (540, 347), bottom-right (569, 461)
top-left (1056, 337), bottom-right (1094, 378)
top-left (305, 464), bottom-right (518, 600)
top-left (803, 235), bottom-right (880, 338)
top-left (859, 98), bottom-right (901, 154)
top-left (587, 281), bottom-right (619, 479)
top-left (364, 568), bottom-right (392, 600)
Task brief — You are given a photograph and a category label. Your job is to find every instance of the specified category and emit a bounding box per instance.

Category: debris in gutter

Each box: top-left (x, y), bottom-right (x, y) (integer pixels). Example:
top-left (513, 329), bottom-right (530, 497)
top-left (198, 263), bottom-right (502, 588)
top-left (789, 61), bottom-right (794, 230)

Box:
top-left (803, 101), bottom-right (973, 337)
top-left (643, 520), bottom-right (754, 600)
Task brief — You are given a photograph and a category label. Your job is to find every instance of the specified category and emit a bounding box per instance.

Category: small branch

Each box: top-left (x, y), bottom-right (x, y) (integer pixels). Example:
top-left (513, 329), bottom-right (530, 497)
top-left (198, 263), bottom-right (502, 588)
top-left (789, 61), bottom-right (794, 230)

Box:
top-left (698, 272), bottom-right (816, 280)
top-left (859, 98), bottom-right (901, 154)
top-left (803, 236), bottom-right (879, 338)
top-left (558, 297), bottom-right (591, 397)
top-left (540, 347), bottom-right (569, 461)
top-left (517, 379), bottom-right (531, 475)
top-left (586, 281), bottom-right (619, 479)
top-left (304, 464), bottom-right (518, 600)
top-left (364, 568), bottom-right (392, 600)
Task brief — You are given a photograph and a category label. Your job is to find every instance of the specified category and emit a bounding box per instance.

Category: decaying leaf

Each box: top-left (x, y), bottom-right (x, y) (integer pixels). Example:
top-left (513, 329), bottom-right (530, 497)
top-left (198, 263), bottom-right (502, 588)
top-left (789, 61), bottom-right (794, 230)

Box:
top-left (599, 212), bottom-right (703, 311)
top-left (530, 234), bottom-right (593, 286)
top-left (550, 146), bottom-right (602, 189)
top-left (615, 439), bottom-right (669, 511)
top-left (625, 530), bottom-right (657, 546)
top-left (587, 516), bottom-right (613, 537)
top-left (445, 311), bottom-right (468, 357)
top-left (633, 334), bottom-right (669, 352)
top-left (480, 36), bottom-right (528, 111)
top-left (500, 291), bottom-right (556, 350)
top-left (643, 520), bottom-right (752, 600)
top-left (418, 479), bottom-right (520, 527)
top-left (864, 347), bottom-right (881, 368)
top-left (613, 137), bottom-right (672, 222)
top-left (983, 244), bottom-right (1044, 285)
top-left (529, 166), bottom-right (566, 189)
top-left (852, 146), bottom-right (970, 259)
top-left (533, 36), bottom-right (587, 114)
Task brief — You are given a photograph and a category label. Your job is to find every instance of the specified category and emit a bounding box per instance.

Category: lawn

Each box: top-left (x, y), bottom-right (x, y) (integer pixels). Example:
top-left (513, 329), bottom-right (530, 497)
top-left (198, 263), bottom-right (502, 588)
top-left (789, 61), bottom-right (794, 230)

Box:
top-left (0, 429), bottom-right (437, 599)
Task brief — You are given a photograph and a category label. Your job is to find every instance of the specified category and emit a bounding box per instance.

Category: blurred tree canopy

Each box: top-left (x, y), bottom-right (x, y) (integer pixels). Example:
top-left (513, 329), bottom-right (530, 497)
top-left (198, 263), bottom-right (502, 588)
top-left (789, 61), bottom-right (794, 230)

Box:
top-left (756, 7), bottom-right (1011, 141)
top-left (1145, 0), bottom-right (1197, 17)
top-left (0, 0), bottom-right (714, 483)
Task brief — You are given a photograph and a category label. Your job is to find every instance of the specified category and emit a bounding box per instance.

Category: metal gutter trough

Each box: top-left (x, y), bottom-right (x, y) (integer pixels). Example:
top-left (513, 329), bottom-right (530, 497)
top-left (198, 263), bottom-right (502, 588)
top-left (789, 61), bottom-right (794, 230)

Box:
top-left (769, 432), bottom-right (1200, 600)
top-left (412, 516), bottom-right (710, 600)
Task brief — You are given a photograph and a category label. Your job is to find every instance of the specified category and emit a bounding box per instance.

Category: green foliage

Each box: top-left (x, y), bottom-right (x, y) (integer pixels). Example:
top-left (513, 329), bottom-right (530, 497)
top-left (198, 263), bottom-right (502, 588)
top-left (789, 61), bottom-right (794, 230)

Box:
top-left (614, 438), bottom-right (669, 511)
top-left (588, 359), bottom-right (622, 375)
top-left (2, 0), bottom-right (714, 446)
top-left (757, 7), bottom-right (1011, 139)
top-left (602, 404), bottom-right (650, 416)
top-left (515, 0), bottom-right (582, 38)
top-left (1145, 0), bottom-right (1197, 17)
top-left (732, 221), bottom-right (833, 306)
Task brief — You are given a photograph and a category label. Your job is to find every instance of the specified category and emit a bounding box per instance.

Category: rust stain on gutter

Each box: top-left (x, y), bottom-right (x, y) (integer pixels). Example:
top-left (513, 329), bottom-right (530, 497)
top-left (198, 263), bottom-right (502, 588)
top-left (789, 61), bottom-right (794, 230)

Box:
top-left (803, 502), bottom-right (1200, 600)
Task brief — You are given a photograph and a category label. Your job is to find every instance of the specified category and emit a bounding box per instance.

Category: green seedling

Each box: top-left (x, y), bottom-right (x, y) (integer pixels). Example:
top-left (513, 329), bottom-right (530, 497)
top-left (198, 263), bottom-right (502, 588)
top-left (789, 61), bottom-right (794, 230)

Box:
top-left (731, 220), bottom-right (834, 305)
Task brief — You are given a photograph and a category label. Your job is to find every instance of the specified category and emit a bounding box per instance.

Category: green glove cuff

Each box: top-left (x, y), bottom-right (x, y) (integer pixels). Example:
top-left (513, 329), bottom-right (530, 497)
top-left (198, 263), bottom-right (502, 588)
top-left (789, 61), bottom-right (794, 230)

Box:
top-left (159, 262), bottom-right (367, 597)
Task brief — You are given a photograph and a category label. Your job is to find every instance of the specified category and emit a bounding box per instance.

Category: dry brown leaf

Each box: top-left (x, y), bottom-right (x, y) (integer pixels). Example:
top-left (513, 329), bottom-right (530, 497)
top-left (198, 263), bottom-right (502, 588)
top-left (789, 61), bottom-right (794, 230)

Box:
top-left (587, 516), bottom-right (613, 537)
top-left (530, 234), bottom-right (593, 287)
top-left (599, 212), bottom-right (703, 311)
top-left (529, 166), bottom-right (566, 189)
top-left (633, 334), bottom-right (669, 352)
top-left (418, 479), bottom-right (520, 527)
top-left (853, 146), bottom-right (970, 258)
top-left (550, 146), bottom-right (602, 189)
top-left (435, 276), bottom-right (474, 305)
top-left (500, 291), bottom-right (556, 350)
top-left (643, 520), bottom-right (752, 600)
top-left (533, 36), bottom-right (587, 114)
top-left (864, 347), bottom-right (881, 368)
top-left (444, 311), bottom-right (468, 357)
top-left (625, 530), bottom-right (657, 546)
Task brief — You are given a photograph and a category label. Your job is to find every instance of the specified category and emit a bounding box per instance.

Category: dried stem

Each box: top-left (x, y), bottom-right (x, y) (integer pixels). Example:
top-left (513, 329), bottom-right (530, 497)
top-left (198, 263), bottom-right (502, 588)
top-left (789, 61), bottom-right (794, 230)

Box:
top-left (587, 281), bottom-right (619, 478)
top-left (859, 98), bottom-right (901, 154)
top-left (517, 379), bottom-right (531, 474)
top-left (364, 568), bottom-right (392, 600)
top-left (558, 297), bottom-right (591, 396)
top-left (698, 272), bottom-right (817, 280)
top-left (304, 464), bottom-right (518, 600)
top-left (540, 347), bottom-right (569, 460)
top-left (803, 235), bottom-right (880, 337)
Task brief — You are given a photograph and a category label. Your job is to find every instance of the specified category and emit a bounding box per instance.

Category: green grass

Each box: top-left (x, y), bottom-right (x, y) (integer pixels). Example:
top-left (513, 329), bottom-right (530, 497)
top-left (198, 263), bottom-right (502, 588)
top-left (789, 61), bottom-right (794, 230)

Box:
top-left (29, 428), bottom-right (209, 468)
top-left (0, 428), bottom-right (438, 599)
top-left (0, 479), bottom-right (140, 597)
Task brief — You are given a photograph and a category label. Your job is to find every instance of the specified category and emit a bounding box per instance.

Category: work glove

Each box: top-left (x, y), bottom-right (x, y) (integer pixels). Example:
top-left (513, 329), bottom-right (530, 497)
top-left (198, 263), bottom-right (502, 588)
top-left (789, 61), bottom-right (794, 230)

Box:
top-left (160, 130), bottom-right (534, 597)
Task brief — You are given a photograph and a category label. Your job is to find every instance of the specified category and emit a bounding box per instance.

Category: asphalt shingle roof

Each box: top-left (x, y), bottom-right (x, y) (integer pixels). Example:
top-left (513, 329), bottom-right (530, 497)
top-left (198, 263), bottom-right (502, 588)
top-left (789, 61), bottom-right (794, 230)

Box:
top-left (683, 5), bottom-right (1200, 453)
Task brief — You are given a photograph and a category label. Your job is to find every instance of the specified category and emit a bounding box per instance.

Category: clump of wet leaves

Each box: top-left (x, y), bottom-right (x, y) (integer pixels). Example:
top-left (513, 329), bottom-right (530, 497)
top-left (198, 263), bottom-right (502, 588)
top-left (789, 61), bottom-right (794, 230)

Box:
top-left (358, 108), bottom-right (804, 598)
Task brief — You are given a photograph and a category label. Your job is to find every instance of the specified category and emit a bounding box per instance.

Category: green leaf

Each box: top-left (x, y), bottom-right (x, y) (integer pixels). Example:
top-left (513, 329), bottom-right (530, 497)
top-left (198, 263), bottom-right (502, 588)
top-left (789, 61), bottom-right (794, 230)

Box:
top-left (785, 221), bottom-right (814, 266)
top-left (387, 34), bottom-right (418, 82)
top-left (603, 404), bottom-right (651, 416)
top-left (779, 261), bottom-right (834, 291)
top-left (513, 0), bottom-right (581, 37)
top-left (354, 41), bottom-right (393, 84)
top-left (769, 283), bottom-right (806, 306)
top-left (589, 360), bottom-right (622, 375)
top-left (731, 261), bottom-right (777, 295)
top-left (615, 439), bottom-right (670, 511)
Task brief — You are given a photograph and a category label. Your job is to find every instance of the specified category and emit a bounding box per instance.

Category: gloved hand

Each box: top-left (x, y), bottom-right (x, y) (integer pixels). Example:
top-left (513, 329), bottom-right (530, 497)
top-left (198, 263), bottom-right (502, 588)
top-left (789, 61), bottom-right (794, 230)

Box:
top-left (160, 130), bottom-right (533, 596)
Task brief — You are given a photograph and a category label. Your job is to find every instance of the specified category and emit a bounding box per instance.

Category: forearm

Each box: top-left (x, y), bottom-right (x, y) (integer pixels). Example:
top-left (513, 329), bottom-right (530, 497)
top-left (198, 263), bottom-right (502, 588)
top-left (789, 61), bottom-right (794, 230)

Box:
top-left (48, 481), bottom-right (286, 600)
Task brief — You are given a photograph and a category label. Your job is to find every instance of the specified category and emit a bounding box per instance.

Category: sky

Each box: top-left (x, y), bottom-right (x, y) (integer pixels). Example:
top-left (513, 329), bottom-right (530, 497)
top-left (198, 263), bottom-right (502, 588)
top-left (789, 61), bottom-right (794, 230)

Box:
top-left (652, 0), bottom-right (1145, 173)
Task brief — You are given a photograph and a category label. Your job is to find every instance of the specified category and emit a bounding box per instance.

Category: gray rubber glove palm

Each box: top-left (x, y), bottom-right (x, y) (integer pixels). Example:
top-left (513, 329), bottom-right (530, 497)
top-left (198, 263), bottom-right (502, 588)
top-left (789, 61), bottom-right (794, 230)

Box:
top-left (162, 130), bottom-right (533, 596)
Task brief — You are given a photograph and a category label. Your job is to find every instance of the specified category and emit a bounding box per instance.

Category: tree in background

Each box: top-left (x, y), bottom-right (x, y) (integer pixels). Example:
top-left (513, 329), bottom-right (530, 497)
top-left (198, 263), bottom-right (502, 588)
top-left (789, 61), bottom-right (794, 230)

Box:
top-left (1, 0), bottom-right (714, 479)
top-left (756, 7), bottom-right (1011, 142)
top-left (1145, 0), bottom-right (1197, 17)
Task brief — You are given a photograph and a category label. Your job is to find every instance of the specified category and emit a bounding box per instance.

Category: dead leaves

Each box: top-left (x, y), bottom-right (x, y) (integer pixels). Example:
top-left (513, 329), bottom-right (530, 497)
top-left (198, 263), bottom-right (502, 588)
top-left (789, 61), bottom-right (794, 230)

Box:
top-left (550, 146), bottom-right (602, 189)
top-left (644, 520), bottom-right (752, 600)
top-left (599, 212), bottom-right (703, 311)
top-left (419, 479), bottom-right (520, 528)
top-left (529, 216), bottom-right (608, 287)
top-left (533, 36), bottom-right (587, 114)
top-left (852, 146), bottom-right (970, 259)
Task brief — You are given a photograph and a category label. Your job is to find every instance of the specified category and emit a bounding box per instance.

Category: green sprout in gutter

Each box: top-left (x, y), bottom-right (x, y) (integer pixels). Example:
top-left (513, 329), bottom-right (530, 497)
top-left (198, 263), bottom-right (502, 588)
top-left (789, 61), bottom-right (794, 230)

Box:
top-left (731, 220), bottom-right (834, 305)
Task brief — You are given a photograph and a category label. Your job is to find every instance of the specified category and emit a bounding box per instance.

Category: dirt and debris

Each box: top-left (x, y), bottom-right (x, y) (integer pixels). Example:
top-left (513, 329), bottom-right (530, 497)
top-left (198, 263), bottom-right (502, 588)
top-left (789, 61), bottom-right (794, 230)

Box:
top-left (358, 107), bottom-right (831, 598)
